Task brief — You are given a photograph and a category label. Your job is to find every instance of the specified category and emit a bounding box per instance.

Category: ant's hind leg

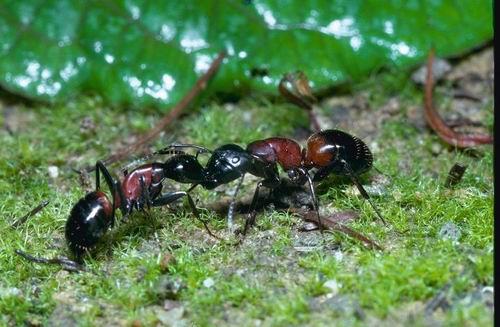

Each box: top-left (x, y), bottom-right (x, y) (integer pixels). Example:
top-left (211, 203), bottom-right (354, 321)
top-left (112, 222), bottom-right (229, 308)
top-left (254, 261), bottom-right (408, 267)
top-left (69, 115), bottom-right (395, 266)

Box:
top-left (340, 159), bottom-right (387, 226)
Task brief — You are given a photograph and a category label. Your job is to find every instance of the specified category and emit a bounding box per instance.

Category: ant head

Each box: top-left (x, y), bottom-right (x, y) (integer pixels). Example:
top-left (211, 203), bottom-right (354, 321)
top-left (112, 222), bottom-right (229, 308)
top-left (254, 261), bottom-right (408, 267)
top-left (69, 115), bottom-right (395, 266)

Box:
top-left (287, 168), bottom-right (307, 185)
top-left (65, 191), bottom-right (114, 258)
top-left (203, 144), bottom-right (252, 189)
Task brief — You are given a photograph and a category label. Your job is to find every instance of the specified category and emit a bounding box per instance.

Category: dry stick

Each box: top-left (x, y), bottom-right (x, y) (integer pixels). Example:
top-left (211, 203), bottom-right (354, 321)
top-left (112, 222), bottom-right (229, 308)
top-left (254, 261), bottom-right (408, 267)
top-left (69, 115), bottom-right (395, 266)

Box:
top-left (278, 72), bottom-right (321, 132)
top-left (86, 51), bottom-right (226, 172)
top-left (424, 49), bottom-right (493, 148)
top-left (11, 200), bottom-right (50, 228)
top-left (301, 211), bottom-right (383, 250)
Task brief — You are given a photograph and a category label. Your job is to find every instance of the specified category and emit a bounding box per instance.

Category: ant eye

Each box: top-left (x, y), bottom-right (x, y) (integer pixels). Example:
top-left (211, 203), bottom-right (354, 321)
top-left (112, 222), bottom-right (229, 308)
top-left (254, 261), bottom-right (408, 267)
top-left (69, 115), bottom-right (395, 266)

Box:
top-left (231, 157), bottom-right (240, 164)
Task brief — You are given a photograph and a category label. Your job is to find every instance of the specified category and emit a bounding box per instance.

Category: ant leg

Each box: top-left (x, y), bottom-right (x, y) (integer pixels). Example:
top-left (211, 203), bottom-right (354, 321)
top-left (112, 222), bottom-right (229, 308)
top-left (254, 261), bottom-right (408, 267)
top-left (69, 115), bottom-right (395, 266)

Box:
top-left (151, 191), bottom-right (222, 241)
top-left (301, 169), bottom-right (324, 234)
top-left (95, 161), bottom-right (127, 223)
top-left (340, 159), bottom-right (387, 226)
top-left (243, 181), bottom-right (264, 236)
top-left (119, 146), bottom-right (192, 174)
top-left (155, 144), bottom-right (212, 156)
top-left (228, 174), bottom-right (245, 232)
top-left (139, 176), bottom-right (152, 211)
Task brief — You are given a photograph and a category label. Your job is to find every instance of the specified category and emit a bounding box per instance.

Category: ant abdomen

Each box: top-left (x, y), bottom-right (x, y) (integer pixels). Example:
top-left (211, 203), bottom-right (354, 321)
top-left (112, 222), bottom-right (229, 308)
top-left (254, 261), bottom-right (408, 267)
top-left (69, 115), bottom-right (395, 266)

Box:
top-left (304, 129), bottom-right (373, 175)
top-left (65, 191), bottom-right (113, 258)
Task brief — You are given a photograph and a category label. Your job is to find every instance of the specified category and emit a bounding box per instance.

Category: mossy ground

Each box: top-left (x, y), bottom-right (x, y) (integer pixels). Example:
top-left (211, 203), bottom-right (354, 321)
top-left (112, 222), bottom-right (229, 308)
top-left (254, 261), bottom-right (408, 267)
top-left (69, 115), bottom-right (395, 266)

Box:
top-left (0, 50), bottom-right (493, 326)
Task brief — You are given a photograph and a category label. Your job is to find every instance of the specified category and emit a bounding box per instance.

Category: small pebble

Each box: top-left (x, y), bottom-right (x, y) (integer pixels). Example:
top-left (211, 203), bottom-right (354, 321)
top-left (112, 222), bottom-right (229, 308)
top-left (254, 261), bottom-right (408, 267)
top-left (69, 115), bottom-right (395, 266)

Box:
top-left (48, 166), bottom-right (59, 178)
top-left (203, 277), bottom-right (215, 288)
top-left (323, 280), bottom-right (340, 296)
top-left (438, 222), bottom-right (461, 242)
top-left (364, 184), bottom-right (387, 197)
top-left (155, 306), bottom-right (185, 327)
top-left (163, 299), bottom-right (182, 311)
top-left (431, 143), bottom-right (443, 156)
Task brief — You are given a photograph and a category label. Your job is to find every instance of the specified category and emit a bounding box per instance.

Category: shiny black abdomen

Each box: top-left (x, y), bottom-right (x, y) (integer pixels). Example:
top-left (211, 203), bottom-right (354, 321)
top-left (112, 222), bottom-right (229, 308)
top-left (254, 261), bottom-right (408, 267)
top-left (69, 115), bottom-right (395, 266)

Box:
top-left (65, 192), bottom-right (112, 257)
top-left (321, 129), bottom-right (373, 175)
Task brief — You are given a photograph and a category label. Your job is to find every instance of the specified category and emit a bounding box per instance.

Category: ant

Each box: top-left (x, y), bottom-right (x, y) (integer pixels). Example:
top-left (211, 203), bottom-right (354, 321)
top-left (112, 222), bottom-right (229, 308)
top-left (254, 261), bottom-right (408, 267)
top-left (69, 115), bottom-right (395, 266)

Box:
top-left (169, 129), bottom-right (386, 236)
top-left (17, 147), bottom-right (233, 269)
top-left (65, 147), bottom-right (231, 262)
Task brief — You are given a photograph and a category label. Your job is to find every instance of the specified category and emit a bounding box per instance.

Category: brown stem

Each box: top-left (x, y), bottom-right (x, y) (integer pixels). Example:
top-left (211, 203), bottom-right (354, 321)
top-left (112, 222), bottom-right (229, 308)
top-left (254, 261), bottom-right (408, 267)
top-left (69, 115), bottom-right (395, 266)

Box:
top-left (278, 71), bottom-right (321, 132)
top-left (11, 200), bottom-right (50, 228)
top-left (300, 210), bottom-right (383, 250)
top-left (424, 49), bottom-right (493, 148)
top-left (86, 51), bottom-right (226, 172)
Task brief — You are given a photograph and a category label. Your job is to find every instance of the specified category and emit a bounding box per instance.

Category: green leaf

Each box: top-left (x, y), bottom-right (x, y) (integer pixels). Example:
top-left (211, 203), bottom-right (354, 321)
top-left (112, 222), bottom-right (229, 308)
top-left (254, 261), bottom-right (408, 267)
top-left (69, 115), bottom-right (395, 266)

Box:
top-left (0, 0), bottom-right (492, 110)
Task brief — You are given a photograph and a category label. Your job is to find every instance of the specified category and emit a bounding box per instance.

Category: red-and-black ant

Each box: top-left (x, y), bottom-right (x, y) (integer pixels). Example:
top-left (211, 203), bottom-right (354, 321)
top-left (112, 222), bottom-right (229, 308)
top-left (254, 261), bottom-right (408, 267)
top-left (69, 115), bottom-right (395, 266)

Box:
top-left (65, 147), bottom-right (232, 261)
top-left (170, 129), bottom-right (386, 235)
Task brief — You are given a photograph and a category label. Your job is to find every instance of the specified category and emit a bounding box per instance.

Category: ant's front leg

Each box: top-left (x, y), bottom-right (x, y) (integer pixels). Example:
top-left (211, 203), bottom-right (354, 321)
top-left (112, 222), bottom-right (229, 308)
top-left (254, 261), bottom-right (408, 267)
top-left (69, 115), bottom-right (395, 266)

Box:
top-left (138, 176), bottom-right (152, 211)
top-left (15, 250), bottom-right (88, 273)
top-left (243, 181), bottom-right (264, 236)
top-left (227, 174), bottom-right (245, 233)
top-left (242, 177), bottom-right (278, 236)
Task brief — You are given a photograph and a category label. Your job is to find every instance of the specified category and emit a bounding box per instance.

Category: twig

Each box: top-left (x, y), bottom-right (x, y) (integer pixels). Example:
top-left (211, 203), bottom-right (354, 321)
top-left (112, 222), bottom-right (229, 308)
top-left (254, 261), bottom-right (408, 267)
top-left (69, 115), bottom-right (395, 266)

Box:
top-left (424, 49), bottom-right (493, 148)
top-left (300, 210), bottom-right (383, 250)
top-left (86, 51), bottom-right (226, 172)
top-left (11, 200), bottom-right (50, 228)
top-left (279, 71), bottom-right (321, 132)
top-left (424, 283), bottom-right (451, 315)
